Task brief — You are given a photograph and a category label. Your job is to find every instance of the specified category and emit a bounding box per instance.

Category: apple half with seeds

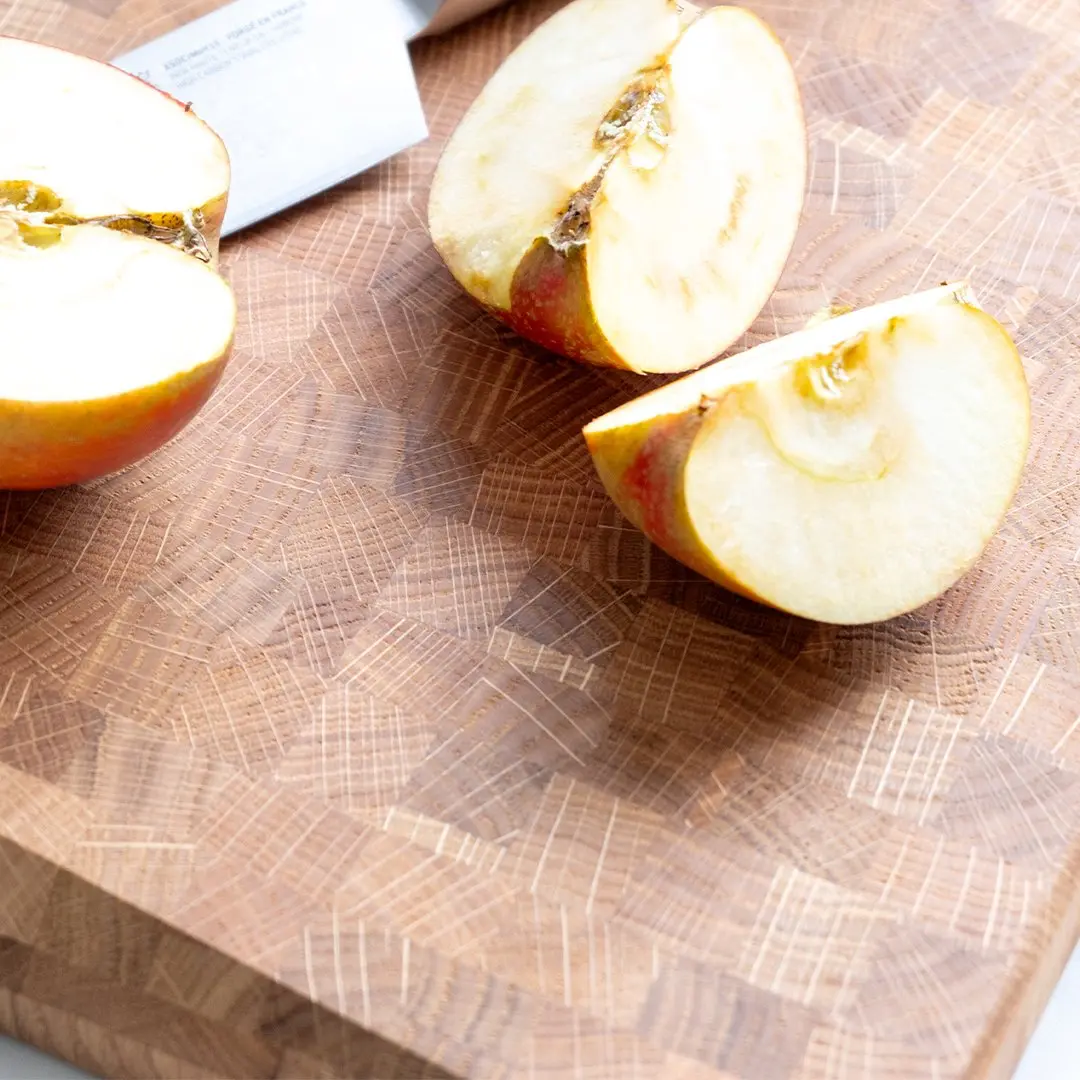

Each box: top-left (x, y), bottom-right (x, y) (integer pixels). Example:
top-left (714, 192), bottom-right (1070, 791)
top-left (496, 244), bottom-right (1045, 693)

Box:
top-left (428, 0), bottom-right (807, 374)
top-left (0, 35), bottom-right (235, 491)
top-left (583, 284), bottom-right (1031, 624)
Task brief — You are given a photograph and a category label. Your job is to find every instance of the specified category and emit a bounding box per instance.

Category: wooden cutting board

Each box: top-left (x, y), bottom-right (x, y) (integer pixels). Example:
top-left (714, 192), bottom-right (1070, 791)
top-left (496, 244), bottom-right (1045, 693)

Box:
top-left (2, 1), bottom-right (1080, 1077)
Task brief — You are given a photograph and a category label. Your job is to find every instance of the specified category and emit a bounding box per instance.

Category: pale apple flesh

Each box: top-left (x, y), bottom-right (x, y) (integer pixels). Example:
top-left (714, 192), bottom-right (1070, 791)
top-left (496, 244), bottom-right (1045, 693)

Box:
top-left (428, 0), bottom-right (807, 374)
top-left (0, 34), bottom-right (234, 490)
top-left (584, 284), bottom-right (1032, 625)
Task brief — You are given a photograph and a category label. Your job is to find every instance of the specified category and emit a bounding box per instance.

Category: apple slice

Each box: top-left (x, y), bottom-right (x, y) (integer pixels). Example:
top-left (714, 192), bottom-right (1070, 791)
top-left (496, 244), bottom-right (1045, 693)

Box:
top-left (583, 284), bottom-right (1031, 625)
top-left (428, 0), bottom-right (807, 374)
top-left (0, 35), bottom-right (235, 491)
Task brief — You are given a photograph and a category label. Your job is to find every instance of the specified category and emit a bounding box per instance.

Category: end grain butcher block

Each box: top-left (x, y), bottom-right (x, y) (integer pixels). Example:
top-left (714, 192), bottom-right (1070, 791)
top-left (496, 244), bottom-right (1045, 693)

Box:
top-left (2, 1), bottom-right (1080, 1078)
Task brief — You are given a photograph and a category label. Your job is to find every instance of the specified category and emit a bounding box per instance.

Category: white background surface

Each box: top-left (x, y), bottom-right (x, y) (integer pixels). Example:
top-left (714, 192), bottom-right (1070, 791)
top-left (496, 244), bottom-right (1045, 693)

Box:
top-left (2, 942), bottom-right (1079, 1077)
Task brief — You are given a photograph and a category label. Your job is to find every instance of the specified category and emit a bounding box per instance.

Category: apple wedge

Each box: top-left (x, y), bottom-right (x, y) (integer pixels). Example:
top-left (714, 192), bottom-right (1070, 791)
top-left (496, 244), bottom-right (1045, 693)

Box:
top-left (583, 284), bottom-right (1031, 625)
top-left (0, 35), bottom-right (235, 491)
top-left (428, 0), bottom-right (807, 374)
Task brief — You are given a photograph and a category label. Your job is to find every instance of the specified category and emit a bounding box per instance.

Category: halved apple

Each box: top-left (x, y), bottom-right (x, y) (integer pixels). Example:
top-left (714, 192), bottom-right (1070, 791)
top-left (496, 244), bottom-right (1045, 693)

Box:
top-left (583, 284), bottom-right (1031, 625)
top-left (0, 35), bottom-right (235, 491)
top-left (428, 0), bottom-right (807, 374)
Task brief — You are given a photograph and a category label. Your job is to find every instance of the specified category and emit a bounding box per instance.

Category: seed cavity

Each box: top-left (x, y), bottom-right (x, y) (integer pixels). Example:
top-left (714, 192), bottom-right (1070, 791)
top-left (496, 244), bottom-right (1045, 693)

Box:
top-left (547, 64), bottom-right (674, 252)
top-left (95, 208), bottom-right (211, 262)
top-left (793, 334), bottom-right (874, 409)
top-left (550, 170), bottom-right (608, 252)
top-left (0, 180), bottom-right (211, 261)
top-left (595, 67), bottom-right (672, 156)
top-left (16, 221), bottom-right (63, 249)
top-left (0, 181), bottom-right (63, 213)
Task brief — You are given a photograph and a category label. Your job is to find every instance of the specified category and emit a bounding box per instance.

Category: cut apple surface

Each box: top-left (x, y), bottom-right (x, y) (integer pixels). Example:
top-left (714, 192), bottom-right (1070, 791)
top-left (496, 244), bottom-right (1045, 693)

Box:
top-left (0, 34), bottom-right (235, 491)
top-left (584, 284), bottom-right (1031, 625)
top-left (428, 0), bottom-right (807, 374)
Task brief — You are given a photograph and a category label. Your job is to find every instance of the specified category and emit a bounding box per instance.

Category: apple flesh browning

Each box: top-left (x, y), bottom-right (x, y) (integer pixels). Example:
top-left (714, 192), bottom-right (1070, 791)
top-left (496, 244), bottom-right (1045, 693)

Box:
top-left (0, 35), bottom-right (234, 490)
top-left (428, 0), bottom-right (807, 374)
top-left (584, 284), bottom-right (1031, 625)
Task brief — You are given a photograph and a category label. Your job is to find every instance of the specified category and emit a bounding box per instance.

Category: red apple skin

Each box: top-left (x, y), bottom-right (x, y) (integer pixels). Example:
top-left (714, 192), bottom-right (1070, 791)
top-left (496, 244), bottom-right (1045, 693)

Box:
top-left (504, 214), bottom-right (803, 373)
top-left (506, 238), bottom-right (628, 369)
top-left (584, 403), bottom-right (768, 603)
top-left (0, 343), bottom-right (232, 490)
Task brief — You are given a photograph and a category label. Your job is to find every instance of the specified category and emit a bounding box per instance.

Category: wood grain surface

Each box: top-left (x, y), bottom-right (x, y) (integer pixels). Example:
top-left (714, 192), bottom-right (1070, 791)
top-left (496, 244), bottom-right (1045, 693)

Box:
top-left (2, 0), bottom-right (1080, 1077)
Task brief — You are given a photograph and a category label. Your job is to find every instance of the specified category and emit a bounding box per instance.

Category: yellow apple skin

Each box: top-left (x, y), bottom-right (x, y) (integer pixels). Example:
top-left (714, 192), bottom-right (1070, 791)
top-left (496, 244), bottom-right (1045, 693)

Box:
top-left (0, 341), bottom-right (232, 491)
top-left (194, 191), bottom-right (228, 258)
top-left (584, 405), bottom-right (769, 604)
